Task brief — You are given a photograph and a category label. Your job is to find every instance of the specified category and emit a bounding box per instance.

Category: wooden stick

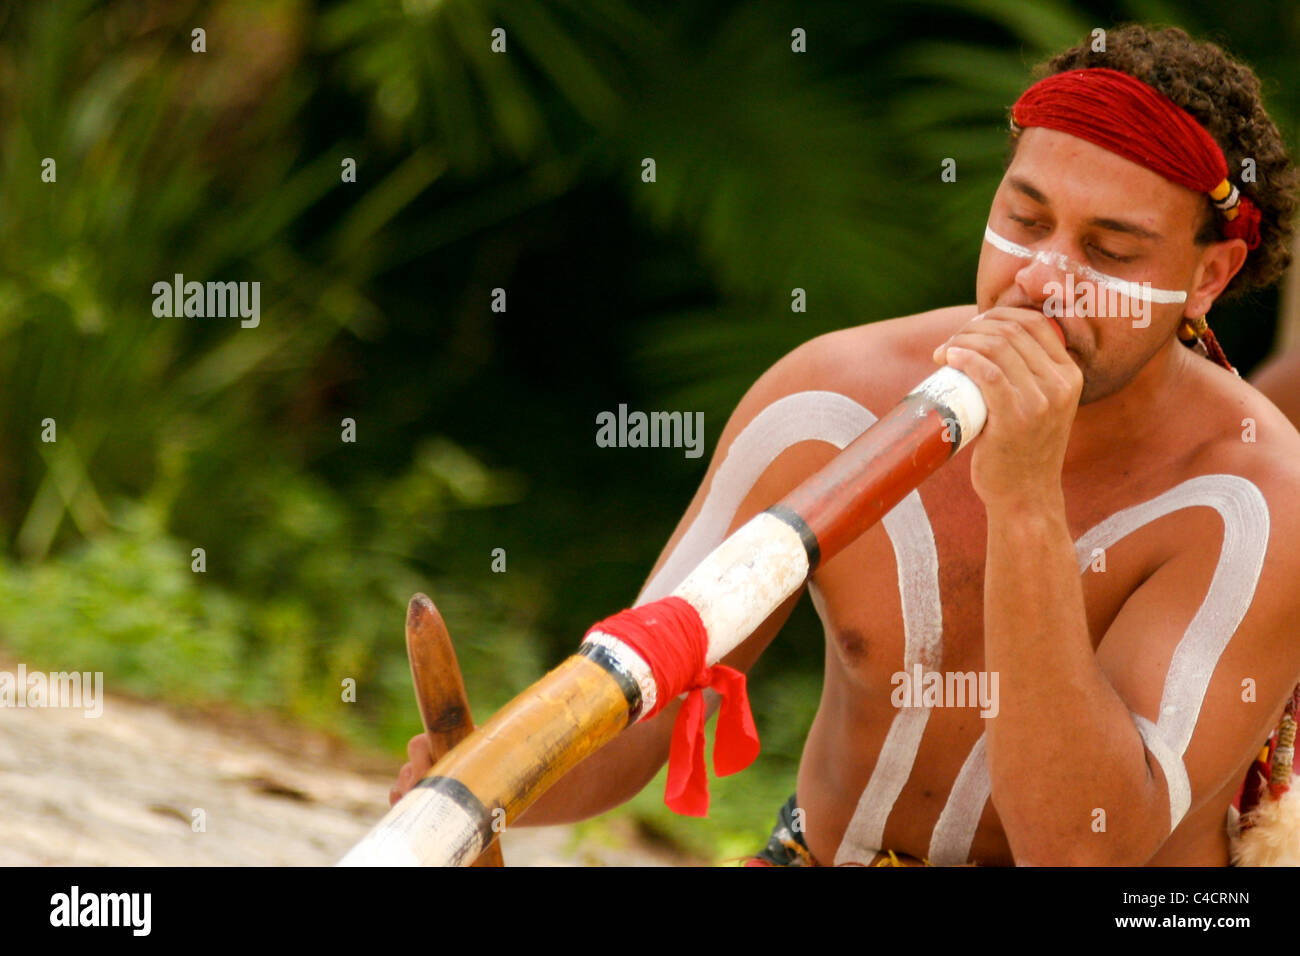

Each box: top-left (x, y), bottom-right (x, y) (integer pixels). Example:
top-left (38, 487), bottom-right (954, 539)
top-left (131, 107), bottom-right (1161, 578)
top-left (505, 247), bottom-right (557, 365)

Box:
top-left (340, 367), bottom-right (986, 866)
top-left (405, 594), bottom-right (504, 867)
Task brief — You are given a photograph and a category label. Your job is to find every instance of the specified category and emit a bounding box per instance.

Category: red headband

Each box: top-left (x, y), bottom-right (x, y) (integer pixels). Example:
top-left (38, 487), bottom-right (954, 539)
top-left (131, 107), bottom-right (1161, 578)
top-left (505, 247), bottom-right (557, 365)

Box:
top-left (1012, 68), bottom-right (1261, 250)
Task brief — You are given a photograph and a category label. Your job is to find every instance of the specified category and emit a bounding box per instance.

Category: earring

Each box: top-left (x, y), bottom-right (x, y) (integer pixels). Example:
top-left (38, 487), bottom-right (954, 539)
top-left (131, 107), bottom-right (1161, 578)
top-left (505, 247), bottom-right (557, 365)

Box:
top-left (1177, 315), bottom-right (1209, 342)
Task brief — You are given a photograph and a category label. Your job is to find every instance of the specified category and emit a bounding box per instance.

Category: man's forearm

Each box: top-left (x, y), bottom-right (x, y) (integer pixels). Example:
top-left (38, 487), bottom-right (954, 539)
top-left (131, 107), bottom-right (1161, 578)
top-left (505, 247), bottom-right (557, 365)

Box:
top-left (983, 488), bottom-right (1167, 865)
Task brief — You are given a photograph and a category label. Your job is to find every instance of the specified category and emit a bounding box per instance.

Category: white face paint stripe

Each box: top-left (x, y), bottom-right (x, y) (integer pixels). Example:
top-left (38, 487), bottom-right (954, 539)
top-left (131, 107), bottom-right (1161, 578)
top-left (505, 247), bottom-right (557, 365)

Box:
top-left (933, 474), bottom-right (1269, 861)
top-left (983, 224), bottom-right (1188, 305)
top-left (1133, 713), bottom-right (1193, 830)
top-left (927, 732), bottom-right (989, 866)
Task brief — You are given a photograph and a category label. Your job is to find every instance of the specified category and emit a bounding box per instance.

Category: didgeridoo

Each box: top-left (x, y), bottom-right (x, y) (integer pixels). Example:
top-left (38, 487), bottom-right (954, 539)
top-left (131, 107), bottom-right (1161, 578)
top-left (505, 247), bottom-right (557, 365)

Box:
top-left (339, 366), bottom-right (986, 866)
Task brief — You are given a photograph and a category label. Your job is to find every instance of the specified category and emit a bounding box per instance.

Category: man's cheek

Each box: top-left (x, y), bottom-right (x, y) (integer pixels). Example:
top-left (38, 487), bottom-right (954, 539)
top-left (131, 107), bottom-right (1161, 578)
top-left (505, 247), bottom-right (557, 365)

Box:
top-left (973, 266), bottom-right (1008, 310)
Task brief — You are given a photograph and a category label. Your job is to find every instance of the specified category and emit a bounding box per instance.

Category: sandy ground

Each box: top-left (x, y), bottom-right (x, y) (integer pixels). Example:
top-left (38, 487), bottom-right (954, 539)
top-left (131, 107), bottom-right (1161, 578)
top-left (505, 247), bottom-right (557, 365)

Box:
top-left (0, 683), bottom-right (695, 867)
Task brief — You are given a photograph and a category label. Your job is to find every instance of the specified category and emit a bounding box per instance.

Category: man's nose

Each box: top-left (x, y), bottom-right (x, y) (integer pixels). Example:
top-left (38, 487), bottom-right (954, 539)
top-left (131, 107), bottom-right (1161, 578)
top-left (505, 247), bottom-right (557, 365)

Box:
top-left (1014, 246), bottom-right (1079, 310)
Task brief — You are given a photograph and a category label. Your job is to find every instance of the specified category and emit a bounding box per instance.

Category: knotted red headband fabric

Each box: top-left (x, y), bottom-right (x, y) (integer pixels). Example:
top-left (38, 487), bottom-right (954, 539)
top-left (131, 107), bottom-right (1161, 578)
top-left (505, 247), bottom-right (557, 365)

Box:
top-left (1011, 68), bottom-right (1262, 250)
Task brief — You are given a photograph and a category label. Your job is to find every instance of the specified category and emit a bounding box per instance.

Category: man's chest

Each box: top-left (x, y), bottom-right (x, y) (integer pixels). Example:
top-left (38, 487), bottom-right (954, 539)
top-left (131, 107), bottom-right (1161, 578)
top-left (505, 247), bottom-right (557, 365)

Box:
top-left (806, 459), bottom-right (1179, 692)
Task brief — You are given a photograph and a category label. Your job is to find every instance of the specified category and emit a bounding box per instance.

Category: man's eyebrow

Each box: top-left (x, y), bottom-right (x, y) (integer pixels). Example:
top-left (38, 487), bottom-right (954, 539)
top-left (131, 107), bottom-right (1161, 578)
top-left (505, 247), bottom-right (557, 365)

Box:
top-left (1006, 176), bottom-right (1164, 241)
top-left (1086, 217), bottom-right (1163, 242)
top-left (1007, 176), bottom-right (1049, 205)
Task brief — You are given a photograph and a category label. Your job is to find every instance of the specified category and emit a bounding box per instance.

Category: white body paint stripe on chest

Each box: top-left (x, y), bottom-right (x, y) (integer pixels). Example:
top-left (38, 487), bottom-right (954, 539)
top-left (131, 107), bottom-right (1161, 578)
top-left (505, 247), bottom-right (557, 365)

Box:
top-left (831, 477), bottom-right (942, 865)
top-left (931, 473), bottom-right (1270, 860)
top-left (928, 733), bottom-right (989, 865)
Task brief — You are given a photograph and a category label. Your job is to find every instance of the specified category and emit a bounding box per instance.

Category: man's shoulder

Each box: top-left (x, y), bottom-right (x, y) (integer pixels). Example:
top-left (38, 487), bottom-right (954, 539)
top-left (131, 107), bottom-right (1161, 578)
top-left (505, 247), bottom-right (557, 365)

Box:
top-left (1183, 365), bottom-right (1300, 504)
top-left (1170, 368), bottom-right (1300, 581)
top-left (763, 304), bottom-right (978, 406)
top-left (1250, 348), bottom-right (1300, 426)
top-left (710, 305), bottom-right (979, 506)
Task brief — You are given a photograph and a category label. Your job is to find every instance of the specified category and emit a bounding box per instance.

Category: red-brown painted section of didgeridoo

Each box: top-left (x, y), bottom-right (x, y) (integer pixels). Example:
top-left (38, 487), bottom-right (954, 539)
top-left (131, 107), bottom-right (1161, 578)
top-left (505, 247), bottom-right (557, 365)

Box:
top-left (777, 395), bottom-right (956, 566)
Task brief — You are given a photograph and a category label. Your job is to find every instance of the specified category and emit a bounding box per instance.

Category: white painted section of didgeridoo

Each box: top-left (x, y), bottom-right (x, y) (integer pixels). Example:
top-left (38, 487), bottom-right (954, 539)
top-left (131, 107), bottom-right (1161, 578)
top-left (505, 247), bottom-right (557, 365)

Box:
top-left (338, 784), bottom-right (484, 867)
top-left (909, 366), bottom-right (988, 453)
top-left (669, 511), bottom-right (811, 666)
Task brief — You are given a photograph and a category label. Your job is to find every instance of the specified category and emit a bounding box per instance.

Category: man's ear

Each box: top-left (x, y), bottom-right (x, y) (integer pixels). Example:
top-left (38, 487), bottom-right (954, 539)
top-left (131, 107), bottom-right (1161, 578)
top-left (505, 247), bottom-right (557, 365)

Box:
top-left (1185, 238), bottom-right (1249, 318)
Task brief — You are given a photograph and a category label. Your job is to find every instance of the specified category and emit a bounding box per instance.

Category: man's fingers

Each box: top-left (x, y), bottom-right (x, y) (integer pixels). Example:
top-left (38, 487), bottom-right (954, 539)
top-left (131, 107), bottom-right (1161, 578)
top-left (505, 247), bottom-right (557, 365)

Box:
top-left (943, 328), bottom-right (1037, 400)
top-left (966, 322), bottom-right (1044, 383)
top-left (1000, 309), bottom-right (1070, 363)
top-left (934, 309), bottom-right (1069, 368)
top-left (979, 313), bottom-right (1082, 404)
top-left (934, 310), bottom-right (1080, 417)
top-left (389, 764), bottom-right (414, 806)
top-left (390, 733), bottom-right (437, 807)
top-left (407, 732), bottom-right (432, 766)
top-left (944, 346), bottom-right (1019, 410)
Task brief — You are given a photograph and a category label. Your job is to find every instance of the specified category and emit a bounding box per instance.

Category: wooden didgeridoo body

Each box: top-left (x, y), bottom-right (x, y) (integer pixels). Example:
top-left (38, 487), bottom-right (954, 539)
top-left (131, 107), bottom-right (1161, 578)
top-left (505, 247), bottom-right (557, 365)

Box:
top-left (338, 367), bottom-right (986, 866)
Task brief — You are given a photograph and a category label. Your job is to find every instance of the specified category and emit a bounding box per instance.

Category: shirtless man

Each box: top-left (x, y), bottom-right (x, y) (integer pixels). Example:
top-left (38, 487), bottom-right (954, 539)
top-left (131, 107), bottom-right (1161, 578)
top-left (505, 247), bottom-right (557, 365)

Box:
top-left (393, 26), bottom-right (1300, 866)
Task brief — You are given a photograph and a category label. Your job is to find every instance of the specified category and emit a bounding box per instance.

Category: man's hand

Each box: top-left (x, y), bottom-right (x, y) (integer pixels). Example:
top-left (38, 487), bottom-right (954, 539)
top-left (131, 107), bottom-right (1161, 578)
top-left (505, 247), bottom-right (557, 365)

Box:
top-left (931, 307), bottom-right (1082, 507)
top-left (389, 732), bottom-right (434, 807)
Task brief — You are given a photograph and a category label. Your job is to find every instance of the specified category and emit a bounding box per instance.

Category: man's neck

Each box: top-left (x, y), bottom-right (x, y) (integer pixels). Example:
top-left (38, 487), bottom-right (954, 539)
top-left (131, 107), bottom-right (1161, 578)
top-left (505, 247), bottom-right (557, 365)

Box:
top-left (1064, 335), bottom-right (1197, 473)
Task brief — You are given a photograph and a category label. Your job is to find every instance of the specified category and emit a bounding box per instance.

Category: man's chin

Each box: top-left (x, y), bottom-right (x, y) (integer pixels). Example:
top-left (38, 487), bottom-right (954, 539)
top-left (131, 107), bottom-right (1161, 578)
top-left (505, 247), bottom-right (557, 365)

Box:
top-left (1077, 369), bottom-right (1125, 406)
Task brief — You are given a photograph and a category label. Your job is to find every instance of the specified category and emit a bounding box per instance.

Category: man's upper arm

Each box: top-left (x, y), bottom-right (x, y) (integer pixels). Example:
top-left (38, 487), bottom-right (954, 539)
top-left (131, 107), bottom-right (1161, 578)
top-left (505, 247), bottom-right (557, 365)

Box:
top-left (1092, 472), bottom-right (1300, 842)
top-left (632, 331), bottom-right (851, 668)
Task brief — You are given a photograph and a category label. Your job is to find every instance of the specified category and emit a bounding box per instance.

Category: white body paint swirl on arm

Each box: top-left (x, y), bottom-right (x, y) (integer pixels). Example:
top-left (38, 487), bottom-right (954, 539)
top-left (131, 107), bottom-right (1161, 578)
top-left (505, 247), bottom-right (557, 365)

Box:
top-left (928, 474), bottom-right (1269, 863)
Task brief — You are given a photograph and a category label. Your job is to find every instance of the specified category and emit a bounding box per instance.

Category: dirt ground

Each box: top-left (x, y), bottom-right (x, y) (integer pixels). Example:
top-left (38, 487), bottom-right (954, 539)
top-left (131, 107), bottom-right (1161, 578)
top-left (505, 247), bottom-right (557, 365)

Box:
top-left (0, 681), bottom-right (696, 867)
